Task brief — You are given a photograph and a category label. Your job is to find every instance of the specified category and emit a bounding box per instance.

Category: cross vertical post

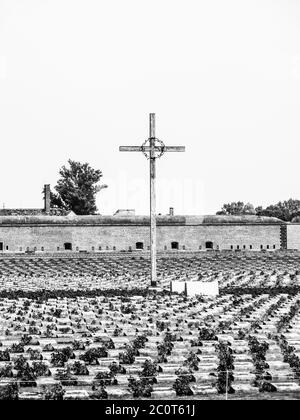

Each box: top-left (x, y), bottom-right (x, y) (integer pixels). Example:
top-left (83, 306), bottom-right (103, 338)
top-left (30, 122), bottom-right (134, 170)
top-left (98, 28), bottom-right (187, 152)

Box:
top-left (119, 114), bottom-right (185, 288)
top-left (149, 113), bottom-right (157, 287)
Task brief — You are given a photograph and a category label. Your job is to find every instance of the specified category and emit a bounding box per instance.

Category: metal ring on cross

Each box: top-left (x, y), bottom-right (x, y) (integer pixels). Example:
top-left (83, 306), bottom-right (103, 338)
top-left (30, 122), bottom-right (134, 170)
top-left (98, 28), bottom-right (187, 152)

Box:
top-left (141, 138), bottom-right (165, 160)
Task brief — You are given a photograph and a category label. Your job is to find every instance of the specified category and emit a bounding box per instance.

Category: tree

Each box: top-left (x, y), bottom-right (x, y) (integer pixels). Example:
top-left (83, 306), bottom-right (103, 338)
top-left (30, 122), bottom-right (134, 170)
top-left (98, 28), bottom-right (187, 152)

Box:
top-left (256, 199), bottom-right (300, 222)
top-left (51, 160), bottom-right (107, 215)
top-left (216, 202), bottom-right (256, 216)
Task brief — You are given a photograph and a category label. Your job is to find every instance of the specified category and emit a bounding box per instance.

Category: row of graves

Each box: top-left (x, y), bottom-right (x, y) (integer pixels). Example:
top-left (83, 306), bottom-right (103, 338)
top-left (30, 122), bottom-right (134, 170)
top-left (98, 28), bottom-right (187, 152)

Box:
top-left (0, 290), bottom-right (300, 399)
top-left (0, 252), bottom-right (300, 292)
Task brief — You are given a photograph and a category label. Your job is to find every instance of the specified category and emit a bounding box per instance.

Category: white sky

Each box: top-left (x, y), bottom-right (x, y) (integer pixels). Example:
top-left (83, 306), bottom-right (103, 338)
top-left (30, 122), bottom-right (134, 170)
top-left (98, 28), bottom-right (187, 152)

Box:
top-left (0, 0), bottom-right (300, 215)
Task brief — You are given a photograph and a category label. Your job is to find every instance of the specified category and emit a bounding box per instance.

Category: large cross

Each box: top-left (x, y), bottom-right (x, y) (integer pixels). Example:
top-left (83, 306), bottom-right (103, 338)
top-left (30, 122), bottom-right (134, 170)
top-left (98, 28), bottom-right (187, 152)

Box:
top-left (119, 113), bottom-right (185, 287)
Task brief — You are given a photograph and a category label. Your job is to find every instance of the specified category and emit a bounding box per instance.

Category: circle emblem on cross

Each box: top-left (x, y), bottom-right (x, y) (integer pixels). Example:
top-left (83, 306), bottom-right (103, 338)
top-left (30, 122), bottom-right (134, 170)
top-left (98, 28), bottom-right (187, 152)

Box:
top-left (141, 138), bottom-right (165, 159)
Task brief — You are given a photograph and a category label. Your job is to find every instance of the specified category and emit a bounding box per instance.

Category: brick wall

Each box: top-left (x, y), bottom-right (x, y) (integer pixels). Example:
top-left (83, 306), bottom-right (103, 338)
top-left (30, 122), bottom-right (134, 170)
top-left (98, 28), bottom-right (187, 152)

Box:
top-left (286, 224), bottom-right (300, 250)
top-left (0, 223), bottom-right (281, 253)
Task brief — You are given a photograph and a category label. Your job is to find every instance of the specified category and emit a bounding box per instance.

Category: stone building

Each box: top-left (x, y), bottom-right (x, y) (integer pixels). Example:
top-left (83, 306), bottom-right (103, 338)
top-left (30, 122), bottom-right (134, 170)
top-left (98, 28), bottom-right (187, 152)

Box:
top-left (0, 214), bottom-right (284, 253)
top-left (1, 184), bottom-right (300, 253)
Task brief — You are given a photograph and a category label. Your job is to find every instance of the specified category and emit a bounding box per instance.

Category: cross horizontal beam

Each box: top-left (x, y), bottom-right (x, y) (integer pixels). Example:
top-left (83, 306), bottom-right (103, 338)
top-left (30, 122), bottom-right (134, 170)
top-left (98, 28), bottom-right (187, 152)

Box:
top-left (119, 146), bottom-right (185, 152)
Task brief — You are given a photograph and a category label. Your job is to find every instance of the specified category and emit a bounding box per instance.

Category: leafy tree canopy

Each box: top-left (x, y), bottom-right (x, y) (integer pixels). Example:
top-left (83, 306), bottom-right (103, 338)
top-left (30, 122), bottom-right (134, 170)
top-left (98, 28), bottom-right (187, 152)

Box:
top-left (50, 160), bottom-right (107, 215)
top-left (217, 199), bottom-right (300, 222)
top-left (255, 199), bottom-right (300, 222)
top-left (216, 202), bottom-right (255, 216)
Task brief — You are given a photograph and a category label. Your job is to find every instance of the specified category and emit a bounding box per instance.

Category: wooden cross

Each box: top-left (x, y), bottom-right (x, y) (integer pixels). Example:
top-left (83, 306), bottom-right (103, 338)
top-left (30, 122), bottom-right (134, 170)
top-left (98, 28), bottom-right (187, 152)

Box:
top-left (119, 113), bottom-right (185, 287)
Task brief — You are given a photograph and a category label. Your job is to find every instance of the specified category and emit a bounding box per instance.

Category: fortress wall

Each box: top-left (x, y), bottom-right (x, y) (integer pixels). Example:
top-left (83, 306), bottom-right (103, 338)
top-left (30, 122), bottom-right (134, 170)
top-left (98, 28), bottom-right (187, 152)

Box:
top-left (0, 223), bottom-right (281, 253)
top-left (158, 225), bottom-right (281, 250)
top-left (287, 224), bottom-right (300, 250)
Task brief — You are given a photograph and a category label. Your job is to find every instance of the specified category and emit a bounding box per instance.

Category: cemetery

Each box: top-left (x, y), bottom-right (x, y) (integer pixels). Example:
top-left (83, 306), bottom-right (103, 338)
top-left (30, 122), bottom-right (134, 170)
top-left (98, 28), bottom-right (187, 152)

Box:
top-left (0, 251), bottom-right (300, 400)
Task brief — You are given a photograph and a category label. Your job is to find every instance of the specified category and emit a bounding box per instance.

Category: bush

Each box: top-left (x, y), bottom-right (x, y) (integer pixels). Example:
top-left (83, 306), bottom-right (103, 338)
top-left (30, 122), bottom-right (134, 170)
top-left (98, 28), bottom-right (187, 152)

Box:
top-left (173, 369), bottom-right (194, 396)
top-left (0, 364), bottom-right (13, 378)
top-left (0, 383), bottom-right (18, 400)
top-left (109, 362), bottom-right (125, 376)
top-left (0, 350), bottom-right (10, 362)
top-left (121, 304), bottom-right (136, 314)
top-left (70, 361), bottom-right (89, 376)
top-left (128, 377), bottom-right (153, 398)
top-left (79, 347), bottom-right (107, 365)
top-left (183, 352), bottom-right (199, 371)
top-left (132, 335), bottom-right (147, 351)
top-left (52, 309), bottom-right (62, 318)
top-left (32, 362), bottom-right (51, 377)
top-left (90, 385), bottom-right (108, 400)
top-left (51, 347), bottom-right (74, 367)
top-left (27, 349), bottom-right (42, 361)
top-left (44, 384), bottom-right (65, 400)
top-left (216, 371), bottom-right (235, 394)
top-left (95, 338), bottom-right (115, 350)
top-left (15, 359), bottom-right (37, 387)
top-left (14, 355), bottom-right (28, 371)
top-left (259, 381), bottom-right (277, 393)
top-left (248, 336), bottom-right (269, 376)
top-left (198, 327), bottom-right (218, 341)
top-left (72, 340), bottom-right (85, 351)
top-left (139, 360), bottom-right (157, 384)
top-left (113, 327), bottom-right (122, 337)
top-left (156, 321), bottom-right (167, 331)
top-left (51, 352), bottom-right (68, 367)
top-left (20, 335), bottom-right (33, 346)
top-left (43, 343), bottom-right (55, 352)
top-left (9, 343), bottom-right (24, 353)
top-left (94, 370), bottom-right (116, 386)
top-left (157, 334), bottom-right (174, 362)
top-left (119, 345), bottom-right (136, 365)
top-left (216, 342), bottom-right (235, 394)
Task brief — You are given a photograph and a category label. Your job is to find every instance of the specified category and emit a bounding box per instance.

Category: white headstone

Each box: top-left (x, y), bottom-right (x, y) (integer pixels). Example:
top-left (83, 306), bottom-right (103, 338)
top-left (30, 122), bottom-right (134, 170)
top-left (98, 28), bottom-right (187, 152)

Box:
top-left (171, 280), bottom-right (219, 297)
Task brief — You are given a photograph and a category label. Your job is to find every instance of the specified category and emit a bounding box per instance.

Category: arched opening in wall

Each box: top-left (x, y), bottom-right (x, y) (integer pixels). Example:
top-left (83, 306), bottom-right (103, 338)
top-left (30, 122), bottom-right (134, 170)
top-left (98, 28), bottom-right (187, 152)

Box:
top-left (64, 242), bottom-right (72, 251)
top-left (0, 242), bottom-right (3, 252)
top-left (136, 242), bottom-right (144, 250)
top-left (205, 241), bottom-right (213, 249)
top-left (171, 242), bottom-right (179, 250)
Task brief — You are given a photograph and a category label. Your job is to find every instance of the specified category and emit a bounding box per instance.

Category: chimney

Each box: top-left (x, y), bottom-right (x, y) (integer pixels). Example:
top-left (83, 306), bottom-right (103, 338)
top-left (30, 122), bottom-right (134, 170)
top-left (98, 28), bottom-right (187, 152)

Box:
top-left (44, 184), bottom-right (51, 214)
top-left (169, 207), bottom-right (174, 217)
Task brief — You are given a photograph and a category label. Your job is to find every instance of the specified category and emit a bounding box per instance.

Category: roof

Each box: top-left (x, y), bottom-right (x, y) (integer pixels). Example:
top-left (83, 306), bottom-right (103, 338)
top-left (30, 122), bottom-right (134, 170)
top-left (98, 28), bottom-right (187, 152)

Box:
top-left (0, 208), bottom-right (68, 216)
top-left (0, 214), bottom-right (284, 226)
